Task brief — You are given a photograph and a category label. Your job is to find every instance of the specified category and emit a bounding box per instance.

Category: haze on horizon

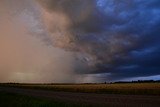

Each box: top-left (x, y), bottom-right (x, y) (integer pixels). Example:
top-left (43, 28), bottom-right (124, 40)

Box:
top-left (0, 0), bottom-right (160, 83)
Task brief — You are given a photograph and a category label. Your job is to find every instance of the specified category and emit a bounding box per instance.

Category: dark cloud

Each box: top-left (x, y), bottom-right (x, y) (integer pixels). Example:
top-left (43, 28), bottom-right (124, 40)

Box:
top-left (37, 0), bottom-right (160, 81)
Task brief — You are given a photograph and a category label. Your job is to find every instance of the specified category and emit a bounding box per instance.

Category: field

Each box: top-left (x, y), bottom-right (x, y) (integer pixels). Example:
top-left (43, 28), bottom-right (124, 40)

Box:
top-left (0, 83), bottom-right (160, 107)
top-left (1, 83), bottom-right (160, 95)
top-left (0, 92), bottom-right (89, 107)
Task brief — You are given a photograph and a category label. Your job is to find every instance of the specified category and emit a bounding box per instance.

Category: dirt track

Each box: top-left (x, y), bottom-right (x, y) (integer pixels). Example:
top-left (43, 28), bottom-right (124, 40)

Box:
top-left (0, 87), bottom-right (160, 107)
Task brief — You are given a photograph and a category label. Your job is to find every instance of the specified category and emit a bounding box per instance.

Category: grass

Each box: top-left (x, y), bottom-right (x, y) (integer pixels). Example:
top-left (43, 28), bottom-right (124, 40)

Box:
top-left (1, 83), bottom-right (160, 95)
top-left (0, 92), bottom-right (91, 107)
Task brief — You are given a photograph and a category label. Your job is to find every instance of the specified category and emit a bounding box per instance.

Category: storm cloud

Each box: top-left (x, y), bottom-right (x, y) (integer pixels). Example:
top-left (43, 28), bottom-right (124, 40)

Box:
top-left (0, 0), bottom-right (160, 82)
top-left (0, 0), bottom-right (79, 83)
top-left (36, 0), bottom-right (160, 81)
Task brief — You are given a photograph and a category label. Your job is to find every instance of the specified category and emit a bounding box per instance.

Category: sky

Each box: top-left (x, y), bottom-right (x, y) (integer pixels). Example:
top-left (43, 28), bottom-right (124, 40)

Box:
top-left (0, 0), bottom-right (160, 83)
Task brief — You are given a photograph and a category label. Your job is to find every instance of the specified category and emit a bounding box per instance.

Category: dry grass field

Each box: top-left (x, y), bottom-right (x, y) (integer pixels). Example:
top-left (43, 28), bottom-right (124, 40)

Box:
top-left (1, 83), bottom-right (160, 95)
top-left (1, 83), bottom-right (160, 107)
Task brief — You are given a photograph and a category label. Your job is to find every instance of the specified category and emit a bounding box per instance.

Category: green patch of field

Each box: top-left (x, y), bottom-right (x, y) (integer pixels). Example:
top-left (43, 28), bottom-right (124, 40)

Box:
top-left (1, 83), bottom-right (160, 95)
top-left (0, 92), bottom-right (90, 107)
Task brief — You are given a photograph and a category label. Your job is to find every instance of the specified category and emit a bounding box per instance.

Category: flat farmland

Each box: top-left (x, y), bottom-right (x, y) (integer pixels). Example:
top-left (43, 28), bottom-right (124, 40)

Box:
top-left (0, 83), bottom-right (160, 107)
top-left (1, 83), bottom-right (160, 95)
